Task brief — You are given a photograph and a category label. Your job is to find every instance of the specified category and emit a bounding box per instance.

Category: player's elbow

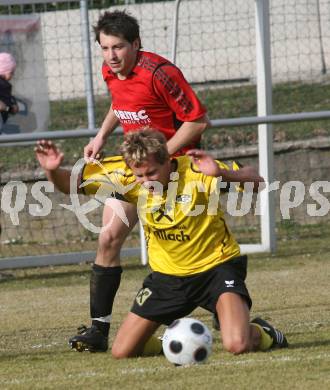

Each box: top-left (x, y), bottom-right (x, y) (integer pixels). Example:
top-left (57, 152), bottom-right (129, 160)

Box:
top-left (198, 116), bottom-right (210, 133)
top-left (191, 116), bottom-right (209, 136)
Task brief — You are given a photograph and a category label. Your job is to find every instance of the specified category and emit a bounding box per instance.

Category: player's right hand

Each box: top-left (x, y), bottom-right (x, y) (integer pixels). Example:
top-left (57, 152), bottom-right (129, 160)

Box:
top-left (84, 135), bottom-right (106, 162)
top-left (35, 140), bottom-right (64, 171)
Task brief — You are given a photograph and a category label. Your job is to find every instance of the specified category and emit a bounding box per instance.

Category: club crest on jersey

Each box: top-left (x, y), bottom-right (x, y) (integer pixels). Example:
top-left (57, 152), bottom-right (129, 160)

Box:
top-left (151, 206), bottom-right (175, 224)
top-left (135, 288), bottom-right (152, 306)
top-left (176, 194), bottom-right (192, 204)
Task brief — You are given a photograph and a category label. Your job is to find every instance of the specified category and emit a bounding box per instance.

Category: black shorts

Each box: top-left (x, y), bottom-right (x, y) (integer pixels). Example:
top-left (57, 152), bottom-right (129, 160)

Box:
top-left (131, 255), bottom-right (252, 325)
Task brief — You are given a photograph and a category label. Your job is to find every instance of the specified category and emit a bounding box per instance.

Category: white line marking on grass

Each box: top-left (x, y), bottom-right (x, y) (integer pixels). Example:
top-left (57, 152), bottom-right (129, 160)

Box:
top-left (67, 371), bottom-right (107, 379)
top-left (31, 341), bottom-right (61, 349)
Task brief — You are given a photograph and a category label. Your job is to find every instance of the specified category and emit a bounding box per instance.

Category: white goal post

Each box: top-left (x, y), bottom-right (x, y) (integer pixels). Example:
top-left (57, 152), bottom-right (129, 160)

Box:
top-left (252, 0), bottom-right (276, 253)
top-left (168, 0), bottom-right (275, 257)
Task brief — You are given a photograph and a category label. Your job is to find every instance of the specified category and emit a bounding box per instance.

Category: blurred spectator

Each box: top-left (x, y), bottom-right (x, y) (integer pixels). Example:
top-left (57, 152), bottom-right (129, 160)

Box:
top-left (0, 52), bottom-right (19, 133)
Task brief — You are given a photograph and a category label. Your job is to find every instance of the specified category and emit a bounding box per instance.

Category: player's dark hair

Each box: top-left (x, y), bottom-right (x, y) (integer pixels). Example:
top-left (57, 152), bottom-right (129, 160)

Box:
top-left (94, 10), bottom-right (141, 49)
top-left (120, 129), bottom-right (169, 166)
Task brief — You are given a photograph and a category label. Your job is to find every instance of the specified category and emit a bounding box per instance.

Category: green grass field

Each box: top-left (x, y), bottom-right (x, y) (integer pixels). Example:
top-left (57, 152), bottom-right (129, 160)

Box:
top-left (0, 234), bottom-right (329, 390)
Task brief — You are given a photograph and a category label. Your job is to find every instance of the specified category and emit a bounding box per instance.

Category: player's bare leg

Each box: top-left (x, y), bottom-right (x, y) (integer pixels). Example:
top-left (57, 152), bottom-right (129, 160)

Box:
top-left (216, 292), bottom-right (260, 354)
top-left (112, 312), bottom-right (161, 358)
top-left (96, 199), bottom-right (138, 267)
top-left (216, 292), bottom-right (288, 353)
top-left (69, 199), bottom-right (138, 352)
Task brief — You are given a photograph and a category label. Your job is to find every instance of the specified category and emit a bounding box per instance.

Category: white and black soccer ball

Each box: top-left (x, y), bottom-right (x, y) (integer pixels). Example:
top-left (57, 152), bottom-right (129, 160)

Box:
top-left (162, 317), bottom-right (212, 366)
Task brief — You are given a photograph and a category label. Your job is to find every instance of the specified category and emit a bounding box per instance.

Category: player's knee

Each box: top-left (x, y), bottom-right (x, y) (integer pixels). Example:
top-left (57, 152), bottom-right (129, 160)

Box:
top-left (222, 335), bottom-right (249, 355)
top-left (111, 346), bottom-right (125, 359)
top-left (111, 343), bottom-right (130, 359)
top-left (98, 228), bottom-right (123, 251)
top-left (96, 229), bottom-right (123, 267)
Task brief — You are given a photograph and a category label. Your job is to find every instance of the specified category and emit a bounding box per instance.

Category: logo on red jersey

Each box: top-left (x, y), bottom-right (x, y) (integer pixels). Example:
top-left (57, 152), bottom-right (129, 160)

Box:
top-left (113, 109), bottom-right (151, 125)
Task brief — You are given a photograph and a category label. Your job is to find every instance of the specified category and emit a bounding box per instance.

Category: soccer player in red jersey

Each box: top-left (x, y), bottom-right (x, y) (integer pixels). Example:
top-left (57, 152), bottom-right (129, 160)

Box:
top-left (69, 10), bottom-right (209, 352)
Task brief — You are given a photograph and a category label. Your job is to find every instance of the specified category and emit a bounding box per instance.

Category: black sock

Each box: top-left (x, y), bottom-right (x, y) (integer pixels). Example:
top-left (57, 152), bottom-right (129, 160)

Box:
top-left (90, 264), bottom-right (123, 337)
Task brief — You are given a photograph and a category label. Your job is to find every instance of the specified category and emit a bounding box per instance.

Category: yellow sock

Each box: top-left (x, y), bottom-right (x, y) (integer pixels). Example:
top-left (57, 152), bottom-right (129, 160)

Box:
top-left (141, 336), bottom-right (163, 356)
top-left (251, 323), bottom-right (273, 351)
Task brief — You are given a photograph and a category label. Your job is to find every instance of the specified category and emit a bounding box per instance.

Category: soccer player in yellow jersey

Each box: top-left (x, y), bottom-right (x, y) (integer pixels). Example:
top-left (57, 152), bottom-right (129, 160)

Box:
top-left (81, 148), bottom-right (242, 276)
top-left (35, 130), bottom-right (288, 357)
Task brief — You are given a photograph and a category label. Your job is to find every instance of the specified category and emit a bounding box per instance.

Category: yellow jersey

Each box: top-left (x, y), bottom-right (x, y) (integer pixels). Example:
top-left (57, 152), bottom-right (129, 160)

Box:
top-left (82, 155), bottom-right (241, 276)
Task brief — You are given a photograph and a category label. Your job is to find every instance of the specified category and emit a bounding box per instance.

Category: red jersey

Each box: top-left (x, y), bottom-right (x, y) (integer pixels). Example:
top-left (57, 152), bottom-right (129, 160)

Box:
top-left (102, 51), bottom-right (206, 152)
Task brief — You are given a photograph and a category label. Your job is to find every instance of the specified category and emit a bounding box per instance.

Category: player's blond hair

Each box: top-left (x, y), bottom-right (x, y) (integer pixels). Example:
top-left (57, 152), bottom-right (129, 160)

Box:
top-left (120, 129), bottom-right (169, 167)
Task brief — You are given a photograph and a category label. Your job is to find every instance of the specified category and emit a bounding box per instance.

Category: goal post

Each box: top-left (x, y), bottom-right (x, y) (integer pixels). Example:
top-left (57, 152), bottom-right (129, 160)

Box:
top-left (172, 0), bottom-right (275, 254)
top-left (255, 0), bottom-right (276, 253)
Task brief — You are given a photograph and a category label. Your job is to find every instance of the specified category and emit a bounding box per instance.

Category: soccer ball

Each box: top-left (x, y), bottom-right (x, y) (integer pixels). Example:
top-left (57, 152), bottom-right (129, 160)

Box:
top-left (162, 317), bottom-right (212, 366)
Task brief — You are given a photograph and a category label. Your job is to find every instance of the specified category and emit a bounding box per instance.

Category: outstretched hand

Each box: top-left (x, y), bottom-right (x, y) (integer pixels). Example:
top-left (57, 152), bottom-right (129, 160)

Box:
top-left (35, 140), bottom-right (64, 171)
top-left (186, 149), bottom-right (221, 177)
top-left (187, 149), bottom-right (265, 191)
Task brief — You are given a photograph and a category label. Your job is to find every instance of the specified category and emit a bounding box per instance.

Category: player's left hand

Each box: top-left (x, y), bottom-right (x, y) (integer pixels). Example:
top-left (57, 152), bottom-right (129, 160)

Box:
top-left (186, 149), bottom-right (220, 177)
